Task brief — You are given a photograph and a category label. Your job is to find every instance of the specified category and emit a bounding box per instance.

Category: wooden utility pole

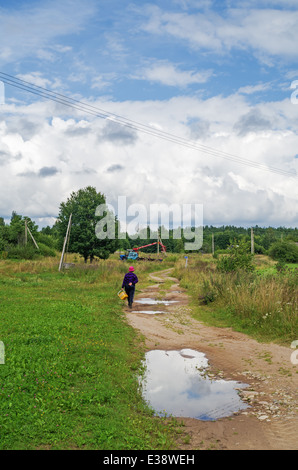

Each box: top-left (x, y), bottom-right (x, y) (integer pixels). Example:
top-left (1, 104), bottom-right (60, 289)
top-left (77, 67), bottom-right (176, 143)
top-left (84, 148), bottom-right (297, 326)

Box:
top-left (59, 214), bottom-right (72, 271)
top-left (251, 227), bottom-right (254, 254)
top-left (27, 226), bottom-right (39, 250)
top-left (25, 219), bottom-right (28, 245)
top-left (25, 218), bottom-right (39, 250)
top-left (212, 233), bottom-right (214, 255)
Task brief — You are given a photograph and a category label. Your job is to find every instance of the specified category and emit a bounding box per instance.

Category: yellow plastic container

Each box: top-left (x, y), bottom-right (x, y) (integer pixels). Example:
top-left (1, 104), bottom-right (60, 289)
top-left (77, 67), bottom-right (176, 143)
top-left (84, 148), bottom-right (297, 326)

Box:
top-left (118, 290), bottom-right (128, 300)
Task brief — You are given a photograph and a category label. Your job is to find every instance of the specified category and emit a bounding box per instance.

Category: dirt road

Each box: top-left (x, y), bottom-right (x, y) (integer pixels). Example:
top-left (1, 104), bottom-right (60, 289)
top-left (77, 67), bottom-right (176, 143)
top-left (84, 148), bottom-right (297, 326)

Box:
top-left (125, 268), bottom-right (297, 450)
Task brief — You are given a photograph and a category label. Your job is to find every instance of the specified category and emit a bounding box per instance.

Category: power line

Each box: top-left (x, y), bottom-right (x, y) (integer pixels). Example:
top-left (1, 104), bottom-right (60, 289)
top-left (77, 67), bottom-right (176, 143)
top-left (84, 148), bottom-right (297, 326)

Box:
top-left (0, 71), bottom-right (297, 178)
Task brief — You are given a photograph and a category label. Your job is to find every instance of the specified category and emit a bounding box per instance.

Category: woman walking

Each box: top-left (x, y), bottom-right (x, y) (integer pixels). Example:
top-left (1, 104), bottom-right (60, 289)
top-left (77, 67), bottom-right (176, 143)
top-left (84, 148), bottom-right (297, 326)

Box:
top-left (122, 266), bottom-right (138, 308)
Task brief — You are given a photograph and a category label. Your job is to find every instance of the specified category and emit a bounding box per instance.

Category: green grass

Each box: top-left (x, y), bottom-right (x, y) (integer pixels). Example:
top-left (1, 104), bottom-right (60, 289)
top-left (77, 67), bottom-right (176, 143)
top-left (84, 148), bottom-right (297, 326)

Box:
top-left (174, 254), bottom-right (298, 345)
top-left (0, 256), bottom-right (180, 450)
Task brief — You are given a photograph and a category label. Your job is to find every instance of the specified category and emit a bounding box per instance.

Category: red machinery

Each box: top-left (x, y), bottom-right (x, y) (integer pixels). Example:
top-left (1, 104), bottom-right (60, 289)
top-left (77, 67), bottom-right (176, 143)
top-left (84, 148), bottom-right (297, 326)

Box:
top-left (132, 241), bottom-right (166, 253)
top-left (120, 241), bottom-right (166, 261)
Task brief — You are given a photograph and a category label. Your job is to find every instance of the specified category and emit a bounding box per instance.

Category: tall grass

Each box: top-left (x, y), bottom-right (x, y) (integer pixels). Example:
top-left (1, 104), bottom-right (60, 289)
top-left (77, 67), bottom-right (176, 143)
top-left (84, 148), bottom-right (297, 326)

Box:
top-left (174, 255), bottom-right (297, 344)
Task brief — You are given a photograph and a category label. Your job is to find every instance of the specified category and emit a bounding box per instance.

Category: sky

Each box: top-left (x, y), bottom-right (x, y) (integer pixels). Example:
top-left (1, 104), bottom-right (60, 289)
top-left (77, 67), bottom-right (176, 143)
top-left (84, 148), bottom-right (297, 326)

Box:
top-left (0, 0), bottom-right (298, 233)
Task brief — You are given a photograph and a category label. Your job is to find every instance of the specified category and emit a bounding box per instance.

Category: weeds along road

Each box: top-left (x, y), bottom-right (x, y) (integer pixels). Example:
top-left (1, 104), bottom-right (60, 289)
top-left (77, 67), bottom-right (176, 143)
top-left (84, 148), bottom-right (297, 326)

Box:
top-left (125, 268), bottom-right (298, 450)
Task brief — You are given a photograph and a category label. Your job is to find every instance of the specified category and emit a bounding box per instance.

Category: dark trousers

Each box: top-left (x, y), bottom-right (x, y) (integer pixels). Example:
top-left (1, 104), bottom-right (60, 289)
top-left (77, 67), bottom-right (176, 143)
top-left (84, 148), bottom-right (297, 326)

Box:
top-left (125, 285), bottom-right (135, 306)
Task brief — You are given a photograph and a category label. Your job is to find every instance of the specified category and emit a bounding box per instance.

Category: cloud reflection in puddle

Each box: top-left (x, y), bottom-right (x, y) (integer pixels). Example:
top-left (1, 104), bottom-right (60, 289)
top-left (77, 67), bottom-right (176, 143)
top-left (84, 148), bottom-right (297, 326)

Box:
top-left (140, 349), bottom-right (249, 421)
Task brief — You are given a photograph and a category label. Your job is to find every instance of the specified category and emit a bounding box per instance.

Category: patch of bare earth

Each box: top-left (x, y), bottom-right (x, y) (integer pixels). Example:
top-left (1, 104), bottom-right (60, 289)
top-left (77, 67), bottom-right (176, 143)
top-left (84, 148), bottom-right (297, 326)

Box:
top-left (125, 268), bottom-right (298, 450)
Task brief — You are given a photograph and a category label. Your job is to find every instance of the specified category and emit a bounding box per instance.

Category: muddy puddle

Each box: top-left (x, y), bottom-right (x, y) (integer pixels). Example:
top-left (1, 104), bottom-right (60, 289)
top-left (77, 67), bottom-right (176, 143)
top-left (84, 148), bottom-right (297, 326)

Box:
top-left (133, 310), bottom-right (166, 314)
top-left (132, 298), bottom-right (178, 315)
top-left (134, 298), bottom-right (178, 306)
top-left (140, 349), bottom-right (249, 421)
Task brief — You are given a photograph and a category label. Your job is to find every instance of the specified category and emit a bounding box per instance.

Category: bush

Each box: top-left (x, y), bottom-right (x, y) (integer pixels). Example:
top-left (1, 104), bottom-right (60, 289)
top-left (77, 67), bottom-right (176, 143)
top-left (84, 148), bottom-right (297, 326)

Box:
top-left (38, 242), bottom-right (57, 257)
top-left (5, 243), bottom-right (56, 260)
top-left (6, 245), bottom-right (38, 260)
top-left (268, 241), bottom-right (298, 263)
top-left (216, 242), bottom-right (255, 273)
top-left (36, 232), bottom-right (58, 250)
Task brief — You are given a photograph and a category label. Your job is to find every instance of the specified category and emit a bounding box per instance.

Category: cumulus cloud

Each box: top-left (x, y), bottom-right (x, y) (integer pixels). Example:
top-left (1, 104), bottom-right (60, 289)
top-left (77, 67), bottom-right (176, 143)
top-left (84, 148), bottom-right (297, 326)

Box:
top-left (234, 110), bottom-right (274, 136)
top-left (1, 89), bottom-right (297, 228)
top-left (100, 120), bottom-right (138, 145)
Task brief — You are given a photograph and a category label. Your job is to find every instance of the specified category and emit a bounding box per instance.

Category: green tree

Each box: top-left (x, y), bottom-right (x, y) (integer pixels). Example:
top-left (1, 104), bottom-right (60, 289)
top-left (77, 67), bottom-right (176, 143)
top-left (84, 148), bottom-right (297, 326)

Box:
top-left (7, 212), bottom-right (38, 245)
top-left (0, 217), bottom-right (6, 251)
top-left (55, 186), bottom-right (118, 262)
top-left (214, 232), bottom-right (231, 250)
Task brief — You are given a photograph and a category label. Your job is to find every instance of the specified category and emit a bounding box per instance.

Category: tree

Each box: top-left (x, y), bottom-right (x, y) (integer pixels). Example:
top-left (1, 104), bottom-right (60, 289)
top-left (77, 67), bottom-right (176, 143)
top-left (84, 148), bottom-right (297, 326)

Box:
top-left (7, 212), bottom-right (38, 245)
top-left (55, 186), bottom-right (118, 262)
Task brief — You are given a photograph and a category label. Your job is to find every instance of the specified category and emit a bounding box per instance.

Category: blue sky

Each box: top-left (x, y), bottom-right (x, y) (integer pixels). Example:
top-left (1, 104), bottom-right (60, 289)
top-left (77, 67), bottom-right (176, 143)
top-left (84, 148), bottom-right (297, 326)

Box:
top-left (0, 0), bottom-right (298, 230)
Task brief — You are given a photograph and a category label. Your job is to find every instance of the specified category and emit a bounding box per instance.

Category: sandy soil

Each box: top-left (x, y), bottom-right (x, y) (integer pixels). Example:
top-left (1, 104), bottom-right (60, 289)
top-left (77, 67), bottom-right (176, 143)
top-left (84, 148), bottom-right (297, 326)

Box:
top-left (125, 268), bottom-right (298, 450)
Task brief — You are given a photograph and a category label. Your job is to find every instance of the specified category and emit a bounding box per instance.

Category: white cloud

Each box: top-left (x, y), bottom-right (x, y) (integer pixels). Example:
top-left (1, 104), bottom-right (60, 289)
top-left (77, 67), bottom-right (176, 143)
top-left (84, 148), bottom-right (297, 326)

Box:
top-left (141, 6), bottom-right (298, 60)
top-left (92, 73), bottom-right (119, 91)
top-left (133, 61), bottom-right (212, 87)
top-left (0, 0), bottom-right (97, 65)
top-left (237, 83), bottom-right (272, 95)
top-left (16, 72), bottom-right (52, 89)
top-left (1, 2), bottom-right (297, 229)
top-left (1, 91), bottom-right (297, 228)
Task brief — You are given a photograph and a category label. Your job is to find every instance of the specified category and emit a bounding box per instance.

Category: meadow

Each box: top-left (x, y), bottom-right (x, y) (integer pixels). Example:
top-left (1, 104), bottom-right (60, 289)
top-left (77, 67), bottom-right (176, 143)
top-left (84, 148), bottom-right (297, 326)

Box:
top-left (174, 254), bottom-right (297, 345)
top-left (0, 256), bottom-right (180, 450)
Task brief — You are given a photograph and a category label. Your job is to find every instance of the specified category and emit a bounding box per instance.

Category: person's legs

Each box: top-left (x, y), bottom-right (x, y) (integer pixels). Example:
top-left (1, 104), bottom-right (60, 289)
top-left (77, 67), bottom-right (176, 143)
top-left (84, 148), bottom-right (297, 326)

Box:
top-left (129, 286), bottom-right (135, 306)
top-left (125, 286), bottom-right (135, 307)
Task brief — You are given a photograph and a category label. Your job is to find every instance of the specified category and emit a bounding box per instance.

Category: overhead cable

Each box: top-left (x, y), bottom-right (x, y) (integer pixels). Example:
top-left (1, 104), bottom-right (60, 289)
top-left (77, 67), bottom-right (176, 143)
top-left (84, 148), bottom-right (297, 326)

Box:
top-left (0, 71), bottom-right (296, 178)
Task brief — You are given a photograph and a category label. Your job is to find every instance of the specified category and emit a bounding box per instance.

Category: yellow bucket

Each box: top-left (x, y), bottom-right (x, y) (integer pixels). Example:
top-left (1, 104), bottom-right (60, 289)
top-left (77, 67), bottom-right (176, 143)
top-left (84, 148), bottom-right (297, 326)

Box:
top-left (118, 290), bottom-right (128, 300)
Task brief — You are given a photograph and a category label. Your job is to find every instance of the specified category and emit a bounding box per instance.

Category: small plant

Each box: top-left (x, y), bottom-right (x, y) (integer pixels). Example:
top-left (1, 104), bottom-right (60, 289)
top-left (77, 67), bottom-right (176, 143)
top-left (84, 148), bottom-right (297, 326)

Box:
top-left (198, 278), bottom-right (217, 304)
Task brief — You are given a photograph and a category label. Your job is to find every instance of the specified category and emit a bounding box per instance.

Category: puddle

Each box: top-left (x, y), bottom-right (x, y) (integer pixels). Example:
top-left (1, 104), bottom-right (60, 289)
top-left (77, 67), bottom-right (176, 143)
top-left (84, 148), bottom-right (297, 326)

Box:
top-left (135, 298), bottom-right (178, 306)
top-left (140, 349), bottom-right (249, 421)
top-left (132, 310), bottom-right (166, 315)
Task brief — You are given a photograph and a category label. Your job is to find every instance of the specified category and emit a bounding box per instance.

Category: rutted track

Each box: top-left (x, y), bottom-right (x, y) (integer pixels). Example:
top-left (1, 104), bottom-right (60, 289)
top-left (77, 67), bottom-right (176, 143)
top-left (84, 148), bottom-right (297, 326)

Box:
top-left (125, 268), bottom-right (298, 450)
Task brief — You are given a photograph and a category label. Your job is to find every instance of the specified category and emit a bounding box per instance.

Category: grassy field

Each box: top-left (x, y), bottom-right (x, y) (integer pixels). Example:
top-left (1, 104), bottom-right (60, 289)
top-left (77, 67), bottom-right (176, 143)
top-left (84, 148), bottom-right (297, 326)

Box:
top-left (174, 254), bottom-right (298, 345)
top-left (0, 255), bottom-right (181, 450)
top-left (1, 252), bottom-right (297, 450)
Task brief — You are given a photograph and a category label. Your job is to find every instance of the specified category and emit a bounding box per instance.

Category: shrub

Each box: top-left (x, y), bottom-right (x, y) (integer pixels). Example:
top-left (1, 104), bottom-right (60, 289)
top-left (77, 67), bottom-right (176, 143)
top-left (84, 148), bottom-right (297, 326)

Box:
top-left (36, 232), bottom-right (58, 250)
top-left (6, 245), bottom-right (38, 260)
top-left (216, 242), bottom-right (255, 273)
top-left (38, 242), bottom-right (57, 257)
top-left (268, 240), bottom-right (298, 263)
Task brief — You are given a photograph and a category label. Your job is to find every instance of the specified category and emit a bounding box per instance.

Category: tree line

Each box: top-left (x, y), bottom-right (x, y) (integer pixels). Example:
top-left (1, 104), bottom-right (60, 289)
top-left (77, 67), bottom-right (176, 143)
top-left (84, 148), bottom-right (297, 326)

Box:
top-left (1, 186), bottom-right (297, 263)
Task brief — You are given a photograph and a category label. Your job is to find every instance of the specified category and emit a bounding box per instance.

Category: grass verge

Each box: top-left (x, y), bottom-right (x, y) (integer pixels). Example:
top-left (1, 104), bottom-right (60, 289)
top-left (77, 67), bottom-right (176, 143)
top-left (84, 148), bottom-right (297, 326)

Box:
top-left (0, 256), bottom-right (181, 450)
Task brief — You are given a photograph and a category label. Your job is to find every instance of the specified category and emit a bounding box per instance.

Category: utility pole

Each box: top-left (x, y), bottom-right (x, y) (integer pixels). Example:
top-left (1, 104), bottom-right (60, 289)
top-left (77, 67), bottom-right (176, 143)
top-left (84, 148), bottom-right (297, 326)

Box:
top-left (251, 227), bottom-right (254, 254)
top-left (27, 226), bottom-right (39, 250)
top-left (25, 219), bottom-right (28, 245)
top-left (212, 233), bottom-right (214, 255)
top-left (59, 214), bottom-right (72, 271)
top-left (25, 218), bottom-right (39, 250)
